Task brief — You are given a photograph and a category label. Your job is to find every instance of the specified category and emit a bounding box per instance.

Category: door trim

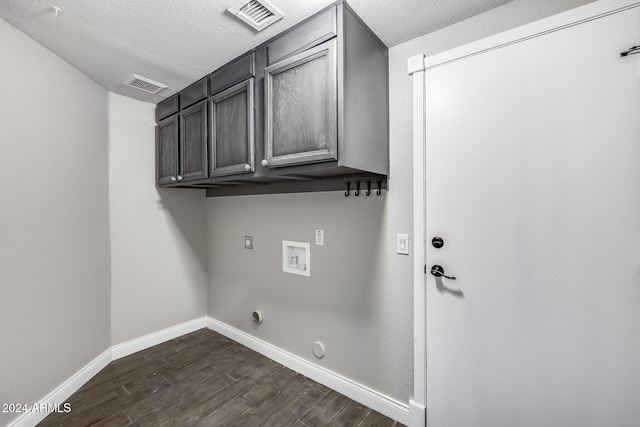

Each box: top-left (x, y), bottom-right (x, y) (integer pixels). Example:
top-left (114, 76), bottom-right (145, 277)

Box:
top-left (408, 1), bottom-right (640, 426)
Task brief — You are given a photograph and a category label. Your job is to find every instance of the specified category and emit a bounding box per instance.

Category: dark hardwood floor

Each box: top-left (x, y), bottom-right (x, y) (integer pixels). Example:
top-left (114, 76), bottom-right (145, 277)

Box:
top-left (38, 328), bottom-right (404, 426)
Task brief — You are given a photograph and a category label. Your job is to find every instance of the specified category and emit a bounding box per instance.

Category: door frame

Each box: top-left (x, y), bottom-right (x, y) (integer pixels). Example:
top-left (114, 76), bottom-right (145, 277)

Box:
top-left (408, 1), bottom-right (640, 425)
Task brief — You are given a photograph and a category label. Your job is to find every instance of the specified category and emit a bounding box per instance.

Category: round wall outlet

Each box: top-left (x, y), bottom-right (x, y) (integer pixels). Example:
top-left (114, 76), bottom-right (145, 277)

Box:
top-left (312, 341), bottom-right (325, 358)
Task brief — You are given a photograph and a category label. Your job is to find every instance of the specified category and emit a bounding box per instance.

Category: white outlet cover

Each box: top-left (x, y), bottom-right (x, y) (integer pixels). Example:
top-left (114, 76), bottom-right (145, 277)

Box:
top-left (315, 230), bottom-right (324, 245)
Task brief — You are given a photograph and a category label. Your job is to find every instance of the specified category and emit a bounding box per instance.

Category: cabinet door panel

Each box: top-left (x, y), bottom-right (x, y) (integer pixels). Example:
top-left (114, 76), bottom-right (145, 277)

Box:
top-left (210, 78), bottom-right (254, 176)
top-left (180, 101), bottom-right (208, 181)
top-left (265, 39), bottom-right (337, 167)
top-left (157, 115), bottom-right (179, 185)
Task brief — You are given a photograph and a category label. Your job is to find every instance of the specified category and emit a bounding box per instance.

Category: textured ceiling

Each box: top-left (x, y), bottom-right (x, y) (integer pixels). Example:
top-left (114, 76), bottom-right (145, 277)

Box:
top-left (0, 0), bottom-right (512, 103)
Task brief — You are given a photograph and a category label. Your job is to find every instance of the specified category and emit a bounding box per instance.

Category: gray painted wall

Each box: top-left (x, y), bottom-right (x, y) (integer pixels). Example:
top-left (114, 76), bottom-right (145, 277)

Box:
top-left (207, 0), bottom-right (596, 405)
top-left (108, 92), bottom-right (208, 346)
top-left (0, 18), bottom-right (111, 426)
top-left (207, 191), bottom-right (413, 401)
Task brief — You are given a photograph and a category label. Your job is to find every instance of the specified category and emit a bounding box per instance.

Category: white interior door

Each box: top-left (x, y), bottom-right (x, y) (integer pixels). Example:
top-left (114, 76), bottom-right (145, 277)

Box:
top-left (424, 6), bottom-right (640, 426)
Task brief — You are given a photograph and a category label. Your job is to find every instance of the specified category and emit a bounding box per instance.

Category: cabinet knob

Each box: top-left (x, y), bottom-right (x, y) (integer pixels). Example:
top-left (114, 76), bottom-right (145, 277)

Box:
top-left (261, 159), bottom-right (269, 167)
top-left (170, 176), bottom-right (177, 182)
top-left (244, 164), bottom-right (252, 172)
top-left (177, 175), bottom-right (183, 182)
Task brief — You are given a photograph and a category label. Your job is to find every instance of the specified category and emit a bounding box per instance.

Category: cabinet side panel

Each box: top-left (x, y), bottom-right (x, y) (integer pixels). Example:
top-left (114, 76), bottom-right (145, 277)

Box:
top-left (342, 6), bottom-right (389, 175)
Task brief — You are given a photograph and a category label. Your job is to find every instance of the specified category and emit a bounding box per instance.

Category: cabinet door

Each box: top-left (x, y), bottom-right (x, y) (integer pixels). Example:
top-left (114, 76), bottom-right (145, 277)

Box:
top-left (210, 78), bottom-right (254, 176)
top-left (157, 114), bottom-right (179, 186)
top-left (264, 39), bottom-right (337, 168)
top-left (179, 100), bottom-right (208, 182)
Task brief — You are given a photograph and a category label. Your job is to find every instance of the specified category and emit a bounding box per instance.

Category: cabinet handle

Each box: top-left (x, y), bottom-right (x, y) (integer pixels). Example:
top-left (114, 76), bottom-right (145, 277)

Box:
top-left (261, 159), bottom-right (269, 167)
top-left (177, 175), bottom-right (183, 182)
top-left (244, 164), bottom-right (252, 172)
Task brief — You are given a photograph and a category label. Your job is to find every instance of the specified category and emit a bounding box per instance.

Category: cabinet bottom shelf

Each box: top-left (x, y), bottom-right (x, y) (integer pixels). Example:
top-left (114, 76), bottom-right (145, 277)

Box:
top-left (196, 174), bottom-right (388, 197)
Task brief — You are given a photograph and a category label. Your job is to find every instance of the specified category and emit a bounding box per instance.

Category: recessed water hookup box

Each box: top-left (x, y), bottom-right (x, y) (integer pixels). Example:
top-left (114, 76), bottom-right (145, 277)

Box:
top-left (282, 240), bottom-right (310, 277)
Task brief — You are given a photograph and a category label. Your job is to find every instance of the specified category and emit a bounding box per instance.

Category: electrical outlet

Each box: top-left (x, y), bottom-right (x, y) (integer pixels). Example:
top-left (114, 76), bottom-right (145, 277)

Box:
top-left (315, 230), bottom-right (324, 245)
top-left (244, 236), bottom-right (253, 249)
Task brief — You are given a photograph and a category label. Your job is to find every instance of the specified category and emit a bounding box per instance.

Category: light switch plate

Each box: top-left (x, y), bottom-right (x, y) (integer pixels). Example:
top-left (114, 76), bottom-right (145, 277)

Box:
top-left (244, 236), bottom-right (253, 249)
top-left (397, 233), bottom-right (409, 255)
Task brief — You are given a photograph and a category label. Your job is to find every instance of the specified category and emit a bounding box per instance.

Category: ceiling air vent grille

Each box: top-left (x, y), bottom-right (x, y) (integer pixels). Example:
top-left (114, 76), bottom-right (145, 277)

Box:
top-left (123, 74), bottom-right (168, 95)
top-left (227, 0), bottom-right (284, 31)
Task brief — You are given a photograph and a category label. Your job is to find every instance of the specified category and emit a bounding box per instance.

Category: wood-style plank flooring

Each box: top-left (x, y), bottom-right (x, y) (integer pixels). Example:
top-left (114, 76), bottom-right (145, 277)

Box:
top-left (38, 328), bottom-right (404, 426)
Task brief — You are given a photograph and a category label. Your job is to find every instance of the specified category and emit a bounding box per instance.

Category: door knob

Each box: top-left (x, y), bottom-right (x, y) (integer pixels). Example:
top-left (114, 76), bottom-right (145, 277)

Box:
top-left (430, 265), bottom-right (456, 280)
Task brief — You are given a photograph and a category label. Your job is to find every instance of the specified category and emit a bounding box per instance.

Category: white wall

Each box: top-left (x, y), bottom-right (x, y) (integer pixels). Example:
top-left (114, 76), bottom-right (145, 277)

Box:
top-left (0, 18), bottom-right (111, 426)
top-left (108, 92), bottom-right (208, 345)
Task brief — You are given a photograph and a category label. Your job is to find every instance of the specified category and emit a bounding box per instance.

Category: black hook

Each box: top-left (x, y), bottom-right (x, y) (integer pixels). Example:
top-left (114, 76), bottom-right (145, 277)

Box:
top-left (355, 181), bottom-right (361, 197)
top-left (376, 180), bottom-right (382, 196)
top-left (345, 181), bottom-right (351, 197)
top-left (366, 181), bottom-right (371, 196)
top-left (621, 45), bottom-right (640, 57)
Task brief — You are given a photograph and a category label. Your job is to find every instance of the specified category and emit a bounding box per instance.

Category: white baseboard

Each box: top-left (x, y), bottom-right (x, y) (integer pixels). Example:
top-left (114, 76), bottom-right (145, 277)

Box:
top-left (8, 348), bottom-right (112, 427)
top-left (8, 317), bottom-right (207, 427)
top-left (9, 316), bottom-right (409, 426)
top-left (111, 317), bottom-right (208, 360)
top-left (206, 316), bottom-right (410, 425)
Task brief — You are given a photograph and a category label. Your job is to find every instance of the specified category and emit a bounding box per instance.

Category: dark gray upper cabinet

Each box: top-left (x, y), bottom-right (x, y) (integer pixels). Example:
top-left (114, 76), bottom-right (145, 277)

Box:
top-left (180, 77), bottom-right (208, 109)
top-left (266, 6), bottom-right (336, 65)
top-left (207, 53), bottom-right (256, 178)
top-left (155, 1), bottom-right (388, 194)
top-left (179, 100), bottom-right (208, 182)
top-left (210, 53), bottom-right (255, 95)
top-left (209, 78), bottom-right (254, 176)
top-left (156, 94), bottom-right (178, 121)
top-left (155, 84), bottom-right (209, 187)
top-left (263, 39), bottom-right (337, 168)
top-left (255, 2), bottom-right (388, 179)
top-left (157, 113), bottom-right (179, 185)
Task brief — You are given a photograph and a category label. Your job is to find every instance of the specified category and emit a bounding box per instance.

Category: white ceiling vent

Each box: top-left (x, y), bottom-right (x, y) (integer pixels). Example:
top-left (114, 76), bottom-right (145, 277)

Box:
top-left (122, 74), bottom-right (168, 95)
top-left (227, 0), bottom-right (284, 32)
